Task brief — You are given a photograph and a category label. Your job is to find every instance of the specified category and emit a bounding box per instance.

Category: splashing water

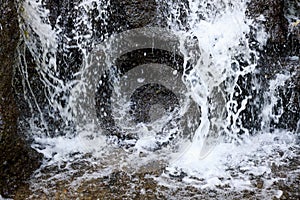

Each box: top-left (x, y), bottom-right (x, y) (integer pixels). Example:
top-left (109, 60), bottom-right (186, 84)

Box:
top-left (16, 0), bottom-right (299, 198)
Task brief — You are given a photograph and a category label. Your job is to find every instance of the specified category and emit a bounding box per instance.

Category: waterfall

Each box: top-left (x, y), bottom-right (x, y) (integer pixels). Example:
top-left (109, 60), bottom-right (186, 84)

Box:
top-left (11, 0), bottom-right (299, 198)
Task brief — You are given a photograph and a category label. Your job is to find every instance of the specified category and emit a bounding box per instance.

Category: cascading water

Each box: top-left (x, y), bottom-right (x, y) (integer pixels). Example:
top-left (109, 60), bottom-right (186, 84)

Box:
top-left (10, 0), bottom-right (299, 198)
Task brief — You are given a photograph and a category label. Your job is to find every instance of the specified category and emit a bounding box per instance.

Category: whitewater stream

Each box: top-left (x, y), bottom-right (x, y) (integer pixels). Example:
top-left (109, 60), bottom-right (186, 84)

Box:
top-left (8, 0), bottom-right (300, 198)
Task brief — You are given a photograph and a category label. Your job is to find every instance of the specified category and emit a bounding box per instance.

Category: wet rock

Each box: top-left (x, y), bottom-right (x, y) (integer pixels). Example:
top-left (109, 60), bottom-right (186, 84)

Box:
top-left (111, 0), bottom-right (158, 29)
top-left (247, 0), bottom-right (299, 69)
top-left (0, 0), bottom-right (42, 198)
top-left (246, 0), bottom-right (300, 132)
top-left (256, 178), bottom-right (264, 189)
top-left (247, 0), bottom-right (289, 55)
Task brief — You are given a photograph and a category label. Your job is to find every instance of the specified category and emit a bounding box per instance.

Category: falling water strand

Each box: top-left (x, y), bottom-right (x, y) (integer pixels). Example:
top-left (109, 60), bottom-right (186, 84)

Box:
top-left (156, 0), bottom-right (262, 164)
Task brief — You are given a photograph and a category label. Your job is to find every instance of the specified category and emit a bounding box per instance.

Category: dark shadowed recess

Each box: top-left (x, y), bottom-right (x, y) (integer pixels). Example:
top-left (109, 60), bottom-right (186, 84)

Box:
top-left (95, 48), bottom-right (185, 140)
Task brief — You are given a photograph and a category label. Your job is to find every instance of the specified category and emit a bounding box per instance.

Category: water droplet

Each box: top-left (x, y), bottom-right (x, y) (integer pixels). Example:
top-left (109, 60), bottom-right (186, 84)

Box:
top-left (137, 78), bottom-right (145, 83)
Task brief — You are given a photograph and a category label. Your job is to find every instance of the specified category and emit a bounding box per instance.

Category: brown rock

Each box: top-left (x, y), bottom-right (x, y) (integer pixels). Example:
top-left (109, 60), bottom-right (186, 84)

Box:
top-left (0, 0), bottom-right (42, 198)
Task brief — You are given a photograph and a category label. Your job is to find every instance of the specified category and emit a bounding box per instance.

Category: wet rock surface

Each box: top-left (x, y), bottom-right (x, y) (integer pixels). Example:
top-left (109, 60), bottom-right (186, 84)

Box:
top-left (0, 0), bottom-right (42, 198)
top-left (13, 148), bottom-right (300, 199)
top-left (246, 0), bottom-right (300, 132)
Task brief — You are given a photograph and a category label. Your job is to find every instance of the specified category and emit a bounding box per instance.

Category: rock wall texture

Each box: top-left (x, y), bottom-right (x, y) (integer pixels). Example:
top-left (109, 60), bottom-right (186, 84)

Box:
top-left (247, 0), bottom-right (299, 131)
top-left (0, 0), bottom-right (42, 198)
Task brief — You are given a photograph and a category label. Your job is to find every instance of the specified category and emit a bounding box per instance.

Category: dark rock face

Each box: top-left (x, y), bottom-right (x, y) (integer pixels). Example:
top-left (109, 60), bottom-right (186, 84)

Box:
top-left (246, 0), bottom-right (300, 132)
top-left (247, 0), bottom-right (288, 51)
top-left (247, 0), bottom-right (299, 60)
top-left (0, 0), bottom-right (42, 198)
